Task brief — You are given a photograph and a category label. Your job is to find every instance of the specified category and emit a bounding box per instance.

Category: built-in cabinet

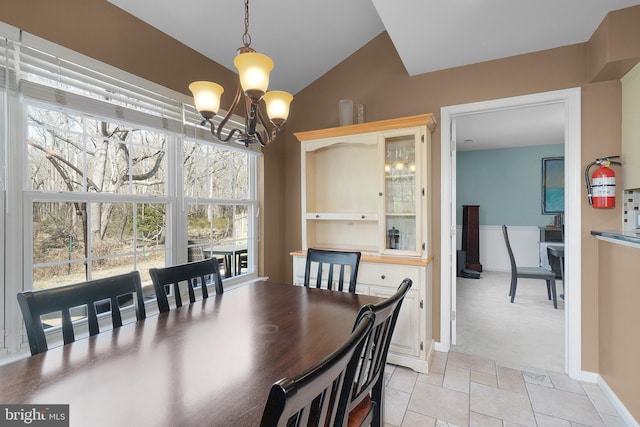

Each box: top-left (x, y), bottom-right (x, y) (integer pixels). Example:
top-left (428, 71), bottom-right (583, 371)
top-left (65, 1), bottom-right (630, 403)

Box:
top-left (292, 114), bottom-right (437, 373)
top-left (622, 61), bottom-right (640, 189)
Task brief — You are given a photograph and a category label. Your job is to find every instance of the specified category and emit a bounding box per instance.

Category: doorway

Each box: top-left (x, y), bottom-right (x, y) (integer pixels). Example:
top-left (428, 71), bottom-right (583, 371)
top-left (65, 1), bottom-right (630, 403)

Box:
top-left (438, 88), bottom-right (582, 379)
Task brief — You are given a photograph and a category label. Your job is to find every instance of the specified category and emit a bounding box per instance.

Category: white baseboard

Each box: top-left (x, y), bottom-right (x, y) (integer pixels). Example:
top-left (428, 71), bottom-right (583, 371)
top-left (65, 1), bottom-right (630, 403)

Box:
top-left (597, 374), bottom-right (639, 427)
top-left (579, 370), bottom-right (599, 383)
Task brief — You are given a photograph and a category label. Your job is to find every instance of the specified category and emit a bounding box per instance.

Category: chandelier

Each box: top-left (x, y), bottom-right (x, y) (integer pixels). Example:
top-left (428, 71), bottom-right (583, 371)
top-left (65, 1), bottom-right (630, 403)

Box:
top-left (189, 0), bottom-right (293, 147)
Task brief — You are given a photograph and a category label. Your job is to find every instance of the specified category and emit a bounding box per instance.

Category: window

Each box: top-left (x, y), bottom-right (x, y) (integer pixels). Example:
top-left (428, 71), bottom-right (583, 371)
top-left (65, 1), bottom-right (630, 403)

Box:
top-left (1, 25), bottom-right (260, 355)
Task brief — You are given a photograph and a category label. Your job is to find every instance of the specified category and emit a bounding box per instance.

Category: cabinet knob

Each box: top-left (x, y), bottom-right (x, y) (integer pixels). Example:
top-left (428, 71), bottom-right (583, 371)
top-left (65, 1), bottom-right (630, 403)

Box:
top-left (378, 192), bottom-right (383, 196)
top-left (381, 275), bottom-right (386, 280)
top-left (361, 215), bottom-right (365, 219)
top-left (315, 214), bottom-right (320, 219)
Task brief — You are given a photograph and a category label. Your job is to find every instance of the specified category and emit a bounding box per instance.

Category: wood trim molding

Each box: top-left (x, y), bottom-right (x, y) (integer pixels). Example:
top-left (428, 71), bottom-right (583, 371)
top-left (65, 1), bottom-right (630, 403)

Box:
top-left (294, 113), bottom-right (437, 142)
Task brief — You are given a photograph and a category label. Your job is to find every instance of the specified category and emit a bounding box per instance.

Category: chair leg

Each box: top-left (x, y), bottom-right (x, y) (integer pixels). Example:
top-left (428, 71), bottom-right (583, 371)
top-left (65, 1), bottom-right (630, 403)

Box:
top-left (549, 279), bottom-right (557, 309)
top-left (546, 281), bottom-right (551, 300)
top-left (509, 277), bottom-right (517, 303)
top-left (371, 375), bottom-right (384, 427)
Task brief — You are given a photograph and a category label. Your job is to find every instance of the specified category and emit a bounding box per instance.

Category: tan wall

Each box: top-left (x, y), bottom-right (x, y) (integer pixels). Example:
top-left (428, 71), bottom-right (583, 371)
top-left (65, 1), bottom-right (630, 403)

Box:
top-left (1, 0), bottom-right (638, 395)
top-left (597, 240), bottom-right (640, 420)
top-left (284, 32), bottom-right (618, 372)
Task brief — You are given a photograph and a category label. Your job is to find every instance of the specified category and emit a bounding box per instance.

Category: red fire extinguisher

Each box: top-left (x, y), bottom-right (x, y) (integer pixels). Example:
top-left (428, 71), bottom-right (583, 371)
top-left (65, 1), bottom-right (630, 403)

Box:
top-left (585, 156), bottom-right (621, 208)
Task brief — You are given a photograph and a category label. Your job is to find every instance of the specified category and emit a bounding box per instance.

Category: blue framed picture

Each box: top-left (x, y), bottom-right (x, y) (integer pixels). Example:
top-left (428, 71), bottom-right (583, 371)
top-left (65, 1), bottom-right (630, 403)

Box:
top-left (542, 157), bottom-right (564, 214)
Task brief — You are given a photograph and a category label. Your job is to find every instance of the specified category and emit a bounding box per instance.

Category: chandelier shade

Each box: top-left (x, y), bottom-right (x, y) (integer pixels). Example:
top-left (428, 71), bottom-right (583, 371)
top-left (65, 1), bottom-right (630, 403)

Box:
top-left (234, 52), bottom-right (273, 98)
top-left (189, 0), bottom-right (292, 147)
top-left (188, 81), bottom-right (224, 117)
top-left (263, 91), bottom-right (293, 124)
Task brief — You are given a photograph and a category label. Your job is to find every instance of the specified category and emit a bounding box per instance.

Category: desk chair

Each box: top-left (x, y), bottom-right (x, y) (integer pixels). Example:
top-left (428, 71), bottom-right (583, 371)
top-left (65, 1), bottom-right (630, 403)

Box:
top-left (502, 225), bottom-right (557, 309)
top-left (260, 312), bottom-right (375, 427)
top-left (303, 248), bottom-right (362, 293)
top-left (345, 279), bottom-right (412, 427)
top-left (17, 271), bottom-right (146, 355)
top-left (149, 257), bottom-right (223, 313)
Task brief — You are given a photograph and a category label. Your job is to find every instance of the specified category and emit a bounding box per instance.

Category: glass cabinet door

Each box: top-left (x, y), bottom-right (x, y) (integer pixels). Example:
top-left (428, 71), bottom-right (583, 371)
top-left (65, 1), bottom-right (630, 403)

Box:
top-left (383, 132), bottom-right (420, 254)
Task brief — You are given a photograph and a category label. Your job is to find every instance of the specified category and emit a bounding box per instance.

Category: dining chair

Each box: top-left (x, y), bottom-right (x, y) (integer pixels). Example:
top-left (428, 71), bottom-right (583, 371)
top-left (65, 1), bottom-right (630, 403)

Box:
top-left (260, 311), bottom-right (375, 427)
top-left (303, 248), bottom-right (362, 293)
top-left (149, 257), bottom-right (223, 313)
top-left (16, 271), bottom-right (146, 356)
top-left (502, 225), bottom-right (557, 309)
top-left (344, 278), bottom-right (412, 427)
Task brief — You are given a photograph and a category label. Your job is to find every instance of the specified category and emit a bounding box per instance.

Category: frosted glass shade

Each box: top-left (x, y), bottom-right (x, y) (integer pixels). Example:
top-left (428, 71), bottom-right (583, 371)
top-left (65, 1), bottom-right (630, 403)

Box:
top-left (234, 52), bottom-right (274, 95)
top-left (263, 91), bottom-right (293, 121)
top-left (189, 81), bottom-right (224, 115)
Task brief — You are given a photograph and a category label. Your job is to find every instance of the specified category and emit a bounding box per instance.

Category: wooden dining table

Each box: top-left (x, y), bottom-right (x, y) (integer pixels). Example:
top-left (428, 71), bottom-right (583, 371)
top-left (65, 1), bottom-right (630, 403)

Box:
top-left (0, 281), bottom-right (383, 426)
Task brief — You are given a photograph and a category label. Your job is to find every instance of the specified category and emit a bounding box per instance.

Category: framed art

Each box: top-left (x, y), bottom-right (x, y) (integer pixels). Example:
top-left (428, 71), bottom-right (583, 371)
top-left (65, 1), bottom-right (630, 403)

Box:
top-left (542, 156), bottom-right (564, 214)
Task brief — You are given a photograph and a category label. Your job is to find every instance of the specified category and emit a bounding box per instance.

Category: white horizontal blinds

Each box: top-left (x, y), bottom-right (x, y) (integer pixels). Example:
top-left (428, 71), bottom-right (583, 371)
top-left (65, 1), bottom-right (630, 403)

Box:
top-left (14, 41), bottom-right (183, 134)
top-left (10, 29), bottom-right (260, 153)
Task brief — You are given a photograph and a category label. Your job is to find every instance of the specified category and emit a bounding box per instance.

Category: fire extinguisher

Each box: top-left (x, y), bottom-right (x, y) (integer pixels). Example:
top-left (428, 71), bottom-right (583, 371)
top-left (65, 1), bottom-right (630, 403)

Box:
top-left (585, 156), bottom-right (622, 208)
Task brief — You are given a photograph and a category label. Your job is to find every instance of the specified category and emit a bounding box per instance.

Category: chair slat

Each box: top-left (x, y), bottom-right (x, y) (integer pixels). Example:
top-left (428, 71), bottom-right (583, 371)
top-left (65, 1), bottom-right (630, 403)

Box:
top-left (345, 279), bottom-right (412, 427)
top-left (149, 258), bottom-right (223, 313)
top-left (16, 271), bottom-right (146, 355)
top-left (260, 312), bottom-right (374, 427)
top-left (303, 248), bottom-right (362, 293)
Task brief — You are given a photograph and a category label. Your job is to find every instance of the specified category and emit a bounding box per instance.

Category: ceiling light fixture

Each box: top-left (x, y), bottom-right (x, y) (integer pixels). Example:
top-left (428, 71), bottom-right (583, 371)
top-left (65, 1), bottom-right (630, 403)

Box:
top-left (189, 0), bottom-right (293, 147)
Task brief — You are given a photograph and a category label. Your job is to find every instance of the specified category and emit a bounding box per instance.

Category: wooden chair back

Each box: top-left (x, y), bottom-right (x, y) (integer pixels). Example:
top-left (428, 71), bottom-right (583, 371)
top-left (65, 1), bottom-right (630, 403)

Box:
top-left (17, 271), bottom-right (146, 355)
top-left (149, 257), bottom-right (223, 313)
top-left (303, 248), bottom-right (362, 293)
top-left (345, 279), bottom-right (412, 426)
top-left (260, 312), bottom-right (375, 427)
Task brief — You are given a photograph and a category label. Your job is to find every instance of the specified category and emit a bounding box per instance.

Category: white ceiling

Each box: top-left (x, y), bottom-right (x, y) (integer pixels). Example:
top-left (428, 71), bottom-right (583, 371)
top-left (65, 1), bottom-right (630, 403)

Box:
top-left (107, 0), bottom-right (640, 150)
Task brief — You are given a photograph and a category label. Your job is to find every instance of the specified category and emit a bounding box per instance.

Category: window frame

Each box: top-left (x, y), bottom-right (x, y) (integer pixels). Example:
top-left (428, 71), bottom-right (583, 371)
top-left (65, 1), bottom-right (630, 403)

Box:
top-left (0, 23), bottom-right (261, 356)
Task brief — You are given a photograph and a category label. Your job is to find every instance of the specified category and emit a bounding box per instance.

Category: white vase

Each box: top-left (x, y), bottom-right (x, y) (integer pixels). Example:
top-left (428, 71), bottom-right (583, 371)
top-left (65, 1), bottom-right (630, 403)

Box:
top-left (338, 99), bottom-right (353, 126)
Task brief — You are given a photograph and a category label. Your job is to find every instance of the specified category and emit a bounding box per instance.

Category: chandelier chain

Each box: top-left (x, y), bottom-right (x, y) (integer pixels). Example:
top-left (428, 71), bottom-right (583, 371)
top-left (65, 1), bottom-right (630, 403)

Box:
top-left (242, 0), bottom-right (252, 47)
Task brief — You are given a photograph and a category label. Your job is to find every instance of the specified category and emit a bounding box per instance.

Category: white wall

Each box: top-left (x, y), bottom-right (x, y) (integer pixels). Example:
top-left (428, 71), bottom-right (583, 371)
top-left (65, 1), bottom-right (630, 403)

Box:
top-left (456, 225), bottom-right (540, 271)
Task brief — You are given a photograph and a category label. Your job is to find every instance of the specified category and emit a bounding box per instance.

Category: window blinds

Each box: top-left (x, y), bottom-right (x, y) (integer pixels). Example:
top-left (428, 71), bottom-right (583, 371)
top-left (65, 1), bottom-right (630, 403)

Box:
top-left (4, 24), bottom-right (260, 154)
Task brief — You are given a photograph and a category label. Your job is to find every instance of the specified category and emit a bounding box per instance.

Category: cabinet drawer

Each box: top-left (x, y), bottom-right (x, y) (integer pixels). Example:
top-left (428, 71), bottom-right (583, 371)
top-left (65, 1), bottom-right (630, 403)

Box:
top-left (358, 263), bottom-right (421, 288)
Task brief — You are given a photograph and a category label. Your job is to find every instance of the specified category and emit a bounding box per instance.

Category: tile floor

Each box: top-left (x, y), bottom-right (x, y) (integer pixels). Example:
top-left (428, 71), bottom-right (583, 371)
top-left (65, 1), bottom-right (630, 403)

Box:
top-left (382, 351), bottom-right (627, 427)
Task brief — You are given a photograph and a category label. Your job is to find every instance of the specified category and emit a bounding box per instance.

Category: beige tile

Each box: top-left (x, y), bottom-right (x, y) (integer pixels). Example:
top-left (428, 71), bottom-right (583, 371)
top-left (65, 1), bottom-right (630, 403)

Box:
top-left (408, 381), bottom-right (470, 427)
top-left (387, 366), bottom-right (418, 392)
top-left (549, 372), bottom-right (585, 394)
top-left (600, 414), bottom-right (627, 427)
top-left (401, 410), bottom-right (436, 427)
top-left (435, 421), bottom-right (463, 427)
top-left (526, 383), bottom-right (605, 426)
top-left (497, 365), bottom-right (527, 394)
top-left (469, 411), bottom-right (502, 427)
top-left (581, 383), bottom-right (618, 417)
top-left (384, 387), bottom-right (412, 426)
top-left (470, 370), bottom-right (497, 388)
top-left (418, 371), bottom-right (444, 386)
top-left (503, 423), bottom-right (528, 427)
top-left (522, 370), bottom-right (553, 388)
top-left (470, 382), bottom-right (536, 427)
top-left (448, 351), bottom-right (496, 375)
top-left (431, 351), bottom-right (448, 374)
top-left (444, 365), bottom-right (471, 393)
top-left (535, 412), bottom-right (572, 426)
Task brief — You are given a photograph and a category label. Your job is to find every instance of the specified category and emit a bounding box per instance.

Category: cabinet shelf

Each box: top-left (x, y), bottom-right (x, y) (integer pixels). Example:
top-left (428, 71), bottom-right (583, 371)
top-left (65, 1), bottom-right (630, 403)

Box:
top-left (294, 114), bottom-right (437, 374)
top-left (305, 212), bottom-right (379, 221)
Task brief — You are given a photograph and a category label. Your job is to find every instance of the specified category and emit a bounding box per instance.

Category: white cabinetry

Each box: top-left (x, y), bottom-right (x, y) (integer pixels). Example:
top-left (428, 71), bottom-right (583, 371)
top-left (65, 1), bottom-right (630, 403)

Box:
top-left (293, 114), bottom-right (437, 373)
top-left (622, 61), bottom-right (640, 189)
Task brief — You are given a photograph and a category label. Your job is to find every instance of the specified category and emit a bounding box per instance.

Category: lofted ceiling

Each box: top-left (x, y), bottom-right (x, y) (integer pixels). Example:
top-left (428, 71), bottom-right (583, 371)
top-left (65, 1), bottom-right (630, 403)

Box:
top-left (107, 0), bottom-right (640, 150)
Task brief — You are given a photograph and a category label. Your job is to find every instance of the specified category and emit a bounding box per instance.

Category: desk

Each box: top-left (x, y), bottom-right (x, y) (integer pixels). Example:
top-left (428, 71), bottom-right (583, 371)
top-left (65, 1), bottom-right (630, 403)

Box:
top-left (204, 245), bottom-right (248, 278)
top-left (0, 281), bottom-right (382, 427)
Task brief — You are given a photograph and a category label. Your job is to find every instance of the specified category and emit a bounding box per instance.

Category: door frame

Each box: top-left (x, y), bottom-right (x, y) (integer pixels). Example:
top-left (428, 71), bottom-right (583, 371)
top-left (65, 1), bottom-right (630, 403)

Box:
top-left (438, 88), bottom-right (582, 379)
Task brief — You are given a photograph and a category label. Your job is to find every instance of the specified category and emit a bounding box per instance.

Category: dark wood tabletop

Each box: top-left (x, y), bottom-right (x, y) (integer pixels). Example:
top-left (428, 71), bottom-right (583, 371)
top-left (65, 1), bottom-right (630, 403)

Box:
top-left (0, 281), bottom-right (383, 426)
